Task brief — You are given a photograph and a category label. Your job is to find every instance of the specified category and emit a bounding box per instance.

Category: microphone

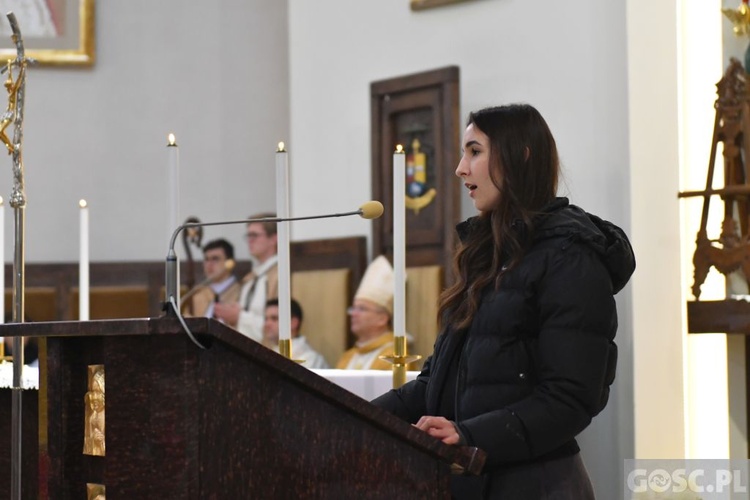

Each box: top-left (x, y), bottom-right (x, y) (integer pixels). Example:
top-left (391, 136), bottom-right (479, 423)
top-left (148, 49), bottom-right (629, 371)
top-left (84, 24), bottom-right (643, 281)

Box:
top-left (359, 200), bottom-right (384, 220)
top-left (164, 201), bottom-right (384, 316)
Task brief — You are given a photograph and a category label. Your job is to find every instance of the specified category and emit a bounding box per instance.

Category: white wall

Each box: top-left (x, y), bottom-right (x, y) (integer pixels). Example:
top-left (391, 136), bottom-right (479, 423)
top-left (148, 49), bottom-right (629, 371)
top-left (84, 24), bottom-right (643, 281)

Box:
top-left (289, 0), bottom-right (631, 237)
top-left (289, 0), bottom-right (632, 495)
top-left (4, 0), bottom-right (289, 263)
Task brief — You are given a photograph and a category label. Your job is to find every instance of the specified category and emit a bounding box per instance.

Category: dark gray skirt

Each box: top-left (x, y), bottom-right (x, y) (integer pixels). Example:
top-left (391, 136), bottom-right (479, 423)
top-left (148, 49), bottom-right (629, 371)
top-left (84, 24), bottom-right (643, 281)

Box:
top-left (451, 452), bottom-right (596, 500)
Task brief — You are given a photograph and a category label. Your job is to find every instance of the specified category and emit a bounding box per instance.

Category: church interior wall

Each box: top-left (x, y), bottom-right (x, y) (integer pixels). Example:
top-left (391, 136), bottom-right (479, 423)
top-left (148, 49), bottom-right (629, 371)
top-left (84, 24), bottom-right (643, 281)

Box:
top-left (8, 0), bottom-right (750, 495)
top-left (7, 0), bottom-right (720, 496)
top-left (4, 0), bottom-right (290, 263)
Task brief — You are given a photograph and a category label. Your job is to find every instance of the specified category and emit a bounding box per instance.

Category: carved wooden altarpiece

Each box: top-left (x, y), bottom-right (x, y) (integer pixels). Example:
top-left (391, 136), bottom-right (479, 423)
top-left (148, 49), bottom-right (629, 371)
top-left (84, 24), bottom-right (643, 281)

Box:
top-left (370, 66), bottom-right (461, 284)
top-left (681, 58), bottom-right (750, 303)
top-left (682, 58), bottom-right (750, 336)
top-left (677, 57), bottom-right (750, 459)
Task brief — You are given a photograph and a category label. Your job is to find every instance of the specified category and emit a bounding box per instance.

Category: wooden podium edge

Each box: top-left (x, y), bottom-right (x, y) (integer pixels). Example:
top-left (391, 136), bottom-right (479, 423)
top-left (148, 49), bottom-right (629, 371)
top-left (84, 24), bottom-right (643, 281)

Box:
top-left (192, 317), bottom-right (487, 476)
top-left (0, 316), bottom-right (486, 476)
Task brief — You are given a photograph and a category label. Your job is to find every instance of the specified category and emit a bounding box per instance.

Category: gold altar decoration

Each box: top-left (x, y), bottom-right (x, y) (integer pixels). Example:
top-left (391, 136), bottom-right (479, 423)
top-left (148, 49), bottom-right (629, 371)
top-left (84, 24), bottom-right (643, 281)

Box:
top-left (83, 365), bottom-right (106, 456)
top-left (723, 1), bottom-right (750, 37)
top-left (86, 483), bottom-right (106, 500)
top-left (0, 59), bottom-right (23, 155)
top-left (723, 1), bottom-right (750, 81)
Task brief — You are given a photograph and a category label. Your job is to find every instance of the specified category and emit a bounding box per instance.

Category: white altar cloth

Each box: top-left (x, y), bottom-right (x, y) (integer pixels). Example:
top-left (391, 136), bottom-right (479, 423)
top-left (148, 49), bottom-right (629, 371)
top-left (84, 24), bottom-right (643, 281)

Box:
top-left (0, 364), bottom-right (418, 397)
top-left (312, 369), bottom-right (419, 401)
top-left (0, 362), bottom-right (39, 389)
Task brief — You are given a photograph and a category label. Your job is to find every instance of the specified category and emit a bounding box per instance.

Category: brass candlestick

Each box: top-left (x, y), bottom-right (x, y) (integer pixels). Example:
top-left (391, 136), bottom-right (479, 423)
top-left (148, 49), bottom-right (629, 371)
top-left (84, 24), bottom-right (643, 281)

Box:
top-left (277, 338), bottom-right (303, 364)
top-left (380, 336), bottom-right (421, 389)
top-left (278, 338), bottom-right (292, 358)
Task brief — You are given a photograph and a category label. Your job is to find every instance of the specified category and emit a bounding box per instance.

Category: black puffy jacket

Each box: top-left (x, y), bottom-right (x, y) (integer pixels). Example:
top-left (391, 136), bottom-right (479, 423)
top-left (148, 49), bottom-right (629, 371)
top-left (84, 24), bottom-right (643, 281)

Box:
top-left (373, 198), bottom-right (635, 470)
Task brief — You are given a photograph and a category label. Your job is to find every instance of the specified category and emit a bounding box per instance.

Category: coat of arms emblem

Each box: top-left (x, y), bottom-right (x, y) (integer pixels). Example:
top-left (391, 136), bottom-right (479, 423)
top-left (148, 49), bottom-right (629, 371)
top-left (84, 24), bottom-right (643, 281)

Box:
top-left (405, 138), bottom-right (436, 214)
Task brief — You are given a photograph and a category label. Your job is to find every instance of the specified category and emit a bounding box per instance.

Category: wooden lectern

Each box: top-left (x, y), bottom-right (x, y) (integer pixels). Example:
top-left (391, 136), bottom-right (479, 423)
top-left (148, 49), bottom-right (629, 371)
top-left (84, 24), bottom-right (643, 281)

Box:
top-left (1, 318), bottom-right (483, 498)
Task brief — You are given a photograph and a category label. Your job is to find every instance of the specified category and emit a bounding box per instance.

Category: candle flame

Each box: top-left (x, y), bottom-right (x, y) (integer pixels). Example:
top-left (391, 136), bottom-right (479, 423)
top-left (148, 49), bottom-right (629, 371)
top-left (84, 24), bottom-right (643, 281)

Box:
top-left (79, 199), bottom-right (88, 208)
top-left (0, 196), bottom-right (3, 206)
top-left (277, 141), bottom-right (285, 152)
top-left (167, 133), bottom-right (176, 146)
top-left (395, 144), bottom-right (404, 153)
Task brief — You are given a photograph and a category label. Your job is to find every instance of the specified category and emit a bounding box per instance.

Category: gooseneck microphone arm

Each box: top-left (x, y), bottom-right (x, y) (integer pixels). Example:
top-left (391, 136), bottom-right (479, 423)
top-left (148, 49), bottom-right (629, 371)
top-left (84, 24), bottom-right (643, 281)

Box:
top-left (168, 208), bottom-right (367, 253)
top-left (163, 201), bottom-right (384, 347)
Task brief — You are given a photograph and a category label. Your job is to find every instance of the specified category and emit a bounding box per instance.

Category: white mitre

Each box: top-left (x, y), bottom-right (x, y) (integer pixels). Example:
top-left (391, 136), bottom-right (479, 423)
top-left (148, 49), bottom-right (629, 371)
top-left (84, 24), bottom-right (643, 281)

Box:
top-left (355, 255), bottom-right (394, 315)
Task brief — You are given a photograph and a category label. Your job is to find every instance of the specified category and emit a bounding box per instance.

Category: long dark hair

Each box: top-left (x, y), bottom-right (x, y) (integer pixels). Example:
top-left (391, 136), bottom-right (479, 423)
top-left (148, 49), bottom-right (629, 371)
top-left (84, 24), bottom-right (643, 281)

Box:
top-left (438, 104), bottom-right (560, 330)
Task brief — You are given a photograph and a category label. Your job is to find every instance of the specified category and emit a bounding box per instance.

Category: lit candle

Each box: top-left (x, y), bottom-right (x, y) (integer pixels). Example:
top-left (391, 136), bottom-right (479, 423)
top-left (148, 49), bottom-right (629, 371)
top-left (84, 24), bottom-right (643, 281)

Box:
top-left (79, 199), bottom-right (89, 321)
top-left (393, 145), bottom-right (406, 338)
top-left (167, 133), bottom-right (180, 247)
top-left (275, 141), bottom-right (292, 345)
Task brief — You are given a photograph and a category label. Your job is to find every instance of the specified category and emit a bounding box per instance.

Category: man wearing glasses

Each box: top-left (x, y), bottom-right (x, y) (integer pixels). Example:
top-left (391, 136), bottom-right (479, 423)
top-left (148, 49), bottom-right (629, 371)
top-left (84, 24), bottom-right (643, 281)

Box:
top-left (214, 213), bottom-right (278, 341)
top-left (336, 255), bottom-right (396, 370)
top-left (187, 238), bottom-right (241, 319)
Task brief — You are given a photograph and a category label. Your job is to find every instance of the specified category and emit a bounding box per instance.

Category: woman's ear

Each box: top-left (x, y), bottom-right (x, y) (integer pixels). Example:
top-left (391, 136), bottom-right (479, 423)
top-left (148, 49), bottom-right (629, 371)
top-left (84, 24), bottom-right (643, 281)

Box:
top-left (524, 146), bottom-right (530, 162)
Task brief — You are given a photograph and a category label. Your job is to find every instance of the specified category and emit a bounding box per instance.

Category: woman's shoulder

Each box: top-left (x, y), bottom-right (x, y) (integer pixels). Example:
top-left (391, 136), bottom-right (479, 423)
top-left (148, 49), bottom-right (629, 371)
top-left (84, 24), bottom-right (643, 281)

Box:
top-left (532, 202), bottom-right (635, 293)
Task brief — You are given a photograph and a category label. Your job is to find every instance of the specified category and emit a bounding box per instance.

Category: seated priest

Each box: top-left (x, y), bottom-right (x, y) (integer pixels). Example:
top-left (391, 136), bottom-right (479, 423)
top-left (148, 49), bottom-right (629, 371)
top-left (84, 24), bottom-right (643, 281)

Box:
top-left (184, 238), bottom-right (241, 319)
top-left (336, 255), bottom-right (398, 370)
top-left (262, 298), bottom-right (329, 369)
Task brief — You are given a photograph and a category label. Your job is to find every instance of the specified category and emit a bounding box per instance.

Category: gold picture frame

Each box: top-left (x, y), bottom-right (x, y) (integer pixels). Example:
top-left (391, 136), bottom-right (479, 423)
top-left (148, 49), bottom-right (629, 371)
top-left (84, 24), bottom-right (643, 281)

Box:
top-left (411, 0), bottom-right (476, 11)
top-left (0, 0), bottom-right (95, 66)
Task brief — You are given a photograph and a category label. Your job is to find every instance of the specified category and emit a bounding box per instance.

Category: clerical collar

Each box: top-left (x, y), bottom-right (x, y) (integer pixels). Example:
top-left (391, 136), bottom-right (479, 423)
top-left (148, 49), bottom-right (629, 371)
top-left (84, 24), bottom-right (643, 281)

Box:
top-left (210, 275), bottom-right (237, 295)
top-left (253, 255), bottom-right (278, 277)
top-left (355, 331), bottom-right (392, 349)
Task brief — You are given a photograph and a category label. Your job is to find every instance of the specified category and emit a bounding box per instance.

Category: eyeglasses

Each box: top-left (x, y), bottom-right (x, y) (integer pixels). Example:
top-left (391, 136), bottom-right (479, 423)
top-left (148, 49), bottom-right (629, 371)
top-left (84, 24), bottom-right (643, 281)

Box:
top-left (347, 305), bottom-right (383, 315)
top-left (244, 232), bottom-right (266, 241)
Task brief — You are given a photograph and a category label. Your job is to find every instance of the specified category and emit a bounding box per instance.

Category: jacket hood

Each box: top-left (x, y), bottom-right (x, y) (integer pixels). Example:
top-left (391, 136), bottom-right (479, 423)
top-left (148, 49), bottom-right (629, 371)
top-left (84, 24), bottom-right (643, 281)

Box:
top-left (538, 198), bottom-right (635, 293)
top-left (456, 197), bottom-right (636, 294)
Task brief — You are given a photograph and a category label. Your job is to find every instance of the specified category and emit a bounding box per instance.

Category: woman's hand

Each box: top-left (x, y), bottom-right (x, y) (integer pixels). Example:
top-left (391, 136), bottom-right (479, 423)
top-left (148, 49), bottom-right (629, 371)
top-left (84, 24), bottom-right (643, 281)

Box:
top-left (414, 415), bottom-right (461, 445)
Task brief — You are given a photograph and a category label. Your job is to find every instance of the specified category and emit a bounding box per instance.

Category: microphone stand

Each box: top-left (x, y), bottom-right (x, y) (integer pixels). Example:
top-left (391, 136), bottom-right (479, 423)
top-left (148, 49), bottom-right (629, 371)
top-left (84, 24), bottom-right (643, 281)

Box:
top-left (181, 216), bottom-right (202, 315)
top-left (164, 209), bottom-right (366, 316)
top-left (163, 204), bottom-right (383, 349)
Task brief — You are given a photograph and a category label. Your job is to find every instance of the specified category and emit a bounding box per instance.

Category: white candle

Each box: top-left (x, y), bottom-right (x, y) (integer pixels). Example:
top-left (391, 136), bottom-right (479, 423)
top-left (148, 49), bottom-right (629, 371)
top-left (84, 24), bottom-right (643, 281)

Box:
top-left (275, 142), bottom-right (292, 343)
top-left (167, 133), bottom-right (180, 248)
top-left (393, 145), bottom-right (406, 337)
top-left (79, 199), bottom-right (90, 321)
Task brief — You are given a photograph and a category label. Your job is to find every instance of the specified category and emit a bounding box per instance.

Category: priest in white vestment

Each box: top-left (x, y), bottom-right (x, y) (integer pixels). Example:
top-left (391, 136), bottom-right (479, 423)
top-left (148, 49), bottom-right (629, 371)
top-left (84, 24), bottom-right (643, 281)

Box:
top-left (263, 298), bottom-right (329, 369)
